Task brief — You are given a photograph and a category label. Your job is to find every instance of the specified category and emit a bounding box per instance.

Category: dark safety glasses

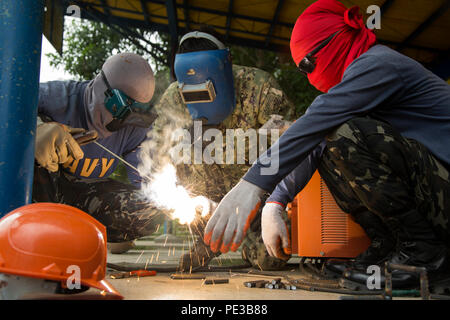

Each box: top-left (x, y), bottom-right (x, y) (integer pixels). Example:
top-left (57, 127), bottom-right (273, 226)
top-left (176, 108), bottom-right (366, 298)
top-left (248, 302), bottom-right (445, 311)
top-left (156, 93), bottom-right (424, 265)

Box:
top-left (297, 30), bottom-right (343, 76)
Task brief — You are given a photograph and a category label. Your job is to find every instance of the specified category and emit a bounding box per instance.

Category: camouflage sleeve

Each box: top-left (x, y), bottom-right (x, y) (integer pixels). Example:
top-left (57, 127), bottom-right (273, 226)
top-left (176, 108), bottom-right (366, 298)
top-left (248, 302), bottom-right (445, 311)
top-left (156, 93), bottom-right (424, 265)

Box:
top-left (256, 71), bottom-right (296, 125)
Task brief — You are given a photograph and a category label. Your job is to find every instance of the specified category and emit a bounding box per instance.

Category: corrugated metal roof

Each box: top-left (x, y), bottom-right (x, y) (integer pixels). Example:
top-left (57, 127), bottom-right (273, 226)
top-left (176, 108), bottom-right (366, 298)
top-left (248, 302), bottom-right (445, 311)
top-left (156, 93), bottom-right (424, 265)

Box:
top-left (67, 0), bottom-right (450, 65)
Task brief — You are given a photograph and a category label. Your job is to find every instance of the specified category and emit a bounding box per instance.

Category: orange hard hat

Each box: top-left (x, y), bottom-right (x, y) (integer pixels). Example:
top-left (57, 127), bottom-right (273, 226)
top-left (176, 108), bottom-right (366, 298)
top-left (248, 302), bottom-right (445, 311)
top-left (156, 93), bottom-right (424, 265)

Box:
top-left (0, 203), bottom-right (122, 299)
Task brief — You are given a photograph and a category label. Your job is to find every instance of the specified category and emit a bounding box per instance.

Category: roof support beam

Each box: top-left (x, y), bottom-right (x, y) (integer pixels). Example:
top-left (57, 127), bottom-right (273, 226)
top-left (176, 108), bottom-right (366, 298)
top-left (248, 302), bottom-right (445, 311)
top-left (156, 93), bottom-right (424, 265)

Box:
top-left (265, 0), bottom-right (284, 47)
top-left (100, 0), bottom-right (111, 18)
top-left (225, 0), bottom-right (234, 40)
top-left (183, 0), bottom-right (190, 30)
top-left (166, 0), bottom-right (179, 41)
top-left (165, 0), bottom-right (179, 79)
top-left (380, 0), bottom-right (395, 16)
top-left (140, 0), bottom-right (152, 27)
top-left (397, 0), bottom-right (450, 51)
top-left (146, 0), bottom-right (294, 28)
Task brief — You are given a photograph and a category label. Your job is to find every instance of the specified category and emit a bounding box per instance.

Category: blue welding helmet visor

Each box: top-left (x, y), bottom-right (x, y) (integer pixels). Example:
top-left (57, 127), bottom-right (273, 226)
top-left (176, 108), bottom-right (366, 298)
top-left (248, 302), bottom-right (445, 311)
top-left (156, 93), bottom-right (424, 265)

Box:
top-left (174, 49), bottom-right (235, 125)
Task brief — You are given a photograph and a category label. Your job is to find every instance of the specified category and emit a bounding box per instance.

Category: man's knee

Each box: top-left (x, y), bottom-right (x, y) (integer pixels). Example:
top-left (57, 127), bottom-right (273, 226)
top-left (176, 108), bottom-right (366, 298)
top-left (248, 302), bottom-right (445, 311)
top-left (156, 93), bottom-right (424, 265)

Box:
top-left (325, 117), bottom-right (408, 168)
top-left (327, 117), bottom-right (395, 146)
top-left (327, 117), bottom-right (368, 144)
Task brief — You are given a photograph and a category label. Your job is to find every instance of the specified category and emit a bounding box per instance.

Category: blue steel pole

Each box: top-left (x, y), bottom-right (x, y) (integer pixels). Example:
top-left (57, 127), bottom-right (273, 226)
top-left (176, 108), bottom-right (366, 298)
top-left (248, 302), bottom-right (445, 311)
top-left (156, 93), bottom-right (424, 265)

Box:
top-left (0, 0), bottom-right (45, 216)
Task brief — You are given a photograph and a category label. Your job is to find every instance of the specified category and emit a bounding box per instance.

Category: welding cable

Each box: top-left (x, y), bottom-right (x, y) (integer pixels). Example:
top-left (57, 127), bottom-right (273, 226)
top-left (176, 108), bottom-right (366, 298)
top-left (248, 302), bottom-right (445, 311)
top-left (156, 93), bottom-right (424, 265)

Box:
top-left (231, 269), bottom-right (385, 296)
top-left (298, 257), bottom-right (322, 280)
top-left (229, 268), bottom-right (385, 296)
top-left (283, 275), bottom-right (384, 296)
top-left (302, 260), bottom-right (327, 279)
top-left (308, 261), bottom-right (338, 280)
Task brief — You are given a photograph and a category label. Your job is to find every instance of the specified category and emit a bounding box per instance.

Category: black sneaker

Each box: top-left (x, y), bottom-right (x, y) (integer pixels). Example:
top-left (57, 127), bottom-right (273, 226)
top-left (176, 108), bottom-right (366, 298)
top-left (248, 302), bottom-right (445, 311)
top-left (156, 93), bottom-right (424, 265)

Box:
top-left (324, 210), bottom-right (396, 278)
top-left (341, 241), bottom-right (450, 290)
top-left (324, 236), bottom-right (396, 278)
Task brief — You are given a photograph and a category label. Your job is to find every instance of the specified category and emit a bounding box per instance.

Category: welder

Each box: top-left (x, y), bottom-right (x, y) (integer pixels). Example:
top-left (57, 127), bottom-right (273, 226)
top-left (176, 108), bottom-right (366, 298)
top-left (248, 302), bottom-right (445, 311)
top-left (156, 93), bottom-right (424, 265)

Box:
top-left (34, 52), bottom-right (165, 254)
top-left (148, 27), bottom-right (295, 271)
top-left (204, 0), bottom-right (450, 290)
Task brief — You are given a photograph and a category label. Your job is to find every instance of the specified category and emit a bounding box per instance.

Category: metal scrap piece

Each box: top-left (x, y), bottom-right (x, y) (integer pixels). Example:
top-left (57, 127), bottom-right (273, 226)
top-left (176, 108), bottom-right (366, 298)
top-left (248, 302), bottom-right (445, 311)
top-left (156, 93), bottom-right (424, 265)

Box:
top-left (170, 273), bottom-right (207, 280)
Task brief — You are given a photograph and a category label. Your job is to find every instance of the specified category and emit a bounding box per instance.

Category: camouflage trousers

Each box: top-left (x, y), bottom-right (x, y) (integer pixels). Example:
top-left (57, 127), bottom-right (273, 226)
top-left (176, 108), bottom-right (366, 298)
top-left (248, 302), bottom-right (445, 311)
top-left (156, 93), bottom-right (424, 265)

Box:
top-left (240, 200), bottom-right (291, 271)
top-left (318, 117), bottom-right (450, 245)
top-left (32, 165), bottom-right (167, 242)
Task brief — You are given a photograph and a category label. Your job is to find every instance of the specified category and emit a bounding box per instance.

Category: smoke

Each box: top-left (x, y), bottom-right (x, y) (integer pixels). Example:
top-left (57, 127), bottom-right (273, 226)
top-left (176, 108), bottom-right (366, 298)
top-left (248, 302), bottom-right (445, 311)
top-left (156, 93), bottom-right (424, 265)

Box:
top-left (137, 104), bottom-right (209, 224)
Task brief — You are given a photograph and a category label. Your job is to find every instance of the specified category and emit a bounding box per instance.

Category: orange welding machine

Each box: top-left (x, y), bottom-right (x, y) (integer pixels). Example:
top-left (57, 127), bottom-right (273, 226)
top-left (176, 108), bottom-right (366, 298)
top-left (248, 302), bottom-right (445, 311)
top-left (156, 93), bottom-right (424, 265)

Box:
top-left (288, 171), bottom-right (371, 258)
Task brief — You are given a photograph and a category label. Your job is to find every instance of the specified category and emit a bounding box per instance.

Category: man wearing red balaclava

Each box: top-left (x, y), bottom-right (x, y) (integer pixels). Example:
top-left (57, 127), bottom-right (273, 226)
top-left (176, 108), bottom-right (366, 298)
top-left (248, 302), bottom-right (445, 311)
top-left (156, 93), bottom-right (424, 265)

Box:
top-left (290, 0), bottom-right (376, 93)
top-left (203, 0), bottom-right (450, 291)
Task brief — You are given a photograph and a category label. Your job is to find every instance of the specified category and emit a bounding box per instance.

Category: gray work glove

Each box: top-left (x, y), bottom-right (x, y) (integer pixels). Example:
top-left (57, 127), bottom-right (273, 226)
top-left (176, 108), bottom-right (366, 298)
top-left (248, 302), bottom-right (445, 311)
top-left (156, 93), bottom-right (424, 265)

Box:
top-left (35, 122), bottom-right (85, 172)
top-left (204, 179), bottom-right (265, 253)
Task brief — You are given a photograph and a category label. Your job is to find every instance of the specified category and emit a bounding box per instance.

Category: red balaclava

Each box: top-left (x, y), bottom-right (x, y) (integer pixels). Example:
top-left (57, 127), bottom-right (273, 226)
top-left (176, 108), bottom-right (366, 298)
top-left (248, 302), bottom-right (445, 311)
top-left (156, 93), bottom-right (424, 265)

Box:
top-left (290, 0), bottom-right (377, 93)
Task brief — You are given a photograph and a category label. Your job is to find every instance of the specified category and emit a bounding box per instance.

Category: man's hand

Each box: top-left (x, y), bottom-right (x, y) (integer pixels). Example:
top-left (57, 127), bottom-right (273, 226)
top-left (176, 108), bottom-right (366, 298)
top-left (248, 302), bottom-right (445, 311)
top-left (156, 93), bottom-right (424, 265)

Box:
top-left (204, 180), bottom-right (265, 253)
top-left (261, 202), bottom-right (291, 261)
top-left (35, 122), bottom-right (85, 172)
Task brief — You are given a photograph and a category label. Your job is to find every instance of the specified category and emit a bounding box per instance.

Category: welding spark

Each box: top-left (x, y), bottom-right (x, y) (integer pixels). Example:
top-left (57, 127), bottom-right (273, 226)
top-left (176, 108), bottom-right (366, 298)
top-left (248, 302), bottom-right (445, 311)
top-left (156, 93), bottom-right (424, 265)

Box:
top-left (135, 250), bottom-right (144, 263)
top-left (141, 164), bottom-right (210, 225)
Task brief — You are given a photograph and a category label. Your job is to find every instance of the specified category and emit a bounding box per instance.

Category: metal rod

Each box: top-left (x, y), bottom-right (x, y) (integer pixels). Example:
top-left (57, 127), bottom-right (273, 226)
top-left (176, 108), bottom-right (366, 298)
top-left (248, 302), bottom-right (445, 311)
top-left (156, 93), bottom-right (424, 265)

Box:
top-left (93, 141), bottom-right (151, 181)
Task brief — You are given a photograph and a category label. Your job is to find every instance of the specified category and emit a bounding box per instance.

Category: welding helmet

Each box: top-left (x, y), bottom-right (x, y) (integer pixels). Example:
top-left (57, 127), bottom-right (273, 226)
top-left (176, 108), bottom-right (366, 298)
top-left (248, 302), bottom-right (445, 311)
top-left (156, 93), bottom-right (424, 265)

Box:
top-left (174, 32), bottom-right (235, 125)
top-left (101, 53), bottom-right (157, 131)
top-left (0, 203), bottom-right (123, 299)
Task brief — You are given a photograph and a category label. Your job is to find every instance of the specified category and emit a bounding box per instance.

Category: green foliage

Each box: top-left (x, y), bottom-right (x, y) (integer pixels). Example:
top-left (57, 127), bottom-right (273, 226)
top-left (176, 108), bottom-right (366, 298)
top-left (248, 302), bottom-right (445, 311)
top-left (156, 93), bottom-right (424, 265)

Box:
top-left (47, 18), bottom-right (169, 81)
top-left (275, 63), bottom-right (322, 116)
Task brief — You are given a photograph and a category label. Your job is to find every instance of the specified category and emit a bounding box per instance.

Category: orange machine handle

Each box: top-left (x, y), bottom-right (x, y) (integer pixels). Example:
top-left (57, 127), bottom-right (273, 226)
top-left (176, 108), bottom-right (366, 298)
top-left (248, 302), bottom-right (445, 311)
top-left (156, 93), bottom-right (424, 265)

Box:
top-left (129, 270), bottom-right (157, 277)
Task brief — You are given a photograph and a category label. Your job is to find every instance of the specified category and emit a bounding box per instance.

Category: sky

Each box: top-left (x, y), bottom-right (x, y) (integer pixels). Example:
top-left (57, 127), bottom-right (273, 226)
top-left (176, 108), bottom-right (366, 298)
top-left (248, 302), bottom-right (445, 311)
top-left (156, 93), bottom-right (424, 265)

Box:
top-left (39, 35), bottom-right (72, 82)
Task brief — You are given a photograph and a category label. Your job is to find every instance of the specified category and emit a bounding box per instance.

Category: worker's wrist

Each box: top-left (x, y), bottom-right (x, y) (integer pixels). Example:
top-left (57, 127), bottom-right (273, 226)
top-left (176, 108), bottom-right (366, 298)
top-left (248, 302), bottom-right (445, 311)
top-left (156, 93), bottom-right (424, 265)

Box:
top-left (265, 201), bottom-right (286, 209)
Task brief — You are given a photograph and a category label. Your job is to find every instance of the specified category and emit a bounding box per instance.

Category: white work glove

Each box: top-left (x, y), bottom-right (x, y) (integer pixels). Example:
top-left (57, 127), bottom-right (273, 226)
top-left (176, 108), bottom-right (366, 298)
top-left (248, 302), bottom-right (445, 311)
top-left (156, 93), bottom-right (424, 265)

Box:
top-left (262, 202), bottom-right (291, 261)
top-left (35, 122), bottom-right (85, 172)
top-left (204, 179), bottom-right (265, 253)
